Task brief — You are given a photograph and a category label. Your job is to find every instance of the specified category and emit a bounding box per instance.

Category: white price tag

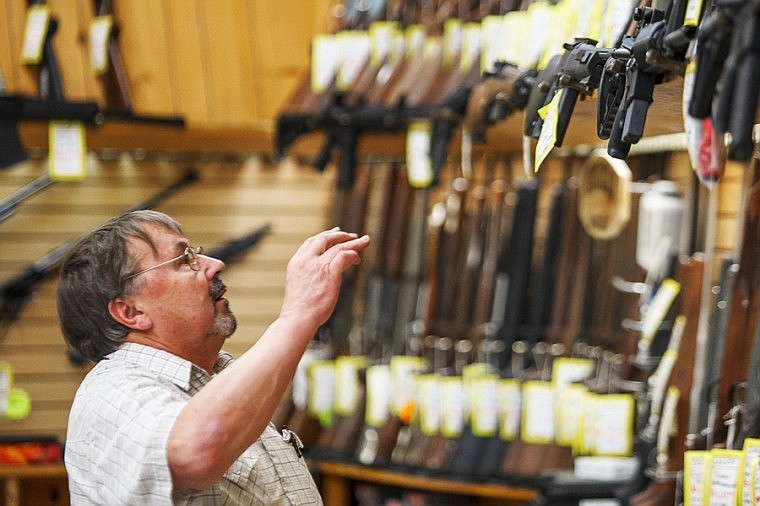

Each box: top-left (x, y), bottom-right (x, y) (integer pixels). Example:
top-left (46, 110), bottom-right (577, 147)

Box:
top-left (21, 5), bottom-right (50, 64)
top-left (89, 15), bottom-right (113, 75)
top-left (49, 121), bottom-right (87, 181)
top-left (365, 364), bottom-right (392, 427)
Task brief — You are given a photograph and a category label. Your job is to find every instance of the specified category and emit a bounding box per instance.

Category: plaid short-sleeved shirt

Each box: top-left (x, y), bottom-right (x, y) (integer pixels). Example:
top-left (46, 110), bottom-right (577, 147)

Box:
top-left (65, 342), bottom-right (323, 505)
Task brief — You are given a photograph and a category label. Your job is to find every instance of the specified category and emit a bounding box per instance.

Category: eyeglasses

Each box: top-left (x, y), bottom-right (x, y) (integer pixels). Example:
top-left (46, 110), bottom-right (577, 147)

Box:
top-left (123, 246), bottom-right (205, 281)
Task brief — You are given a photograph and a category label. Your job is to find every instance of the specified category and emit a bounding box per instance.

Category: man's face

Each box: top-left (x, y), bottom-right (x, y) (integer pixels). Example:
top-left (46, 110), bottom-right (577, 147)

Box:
top-left (126, 224), bottom-right (237, 355)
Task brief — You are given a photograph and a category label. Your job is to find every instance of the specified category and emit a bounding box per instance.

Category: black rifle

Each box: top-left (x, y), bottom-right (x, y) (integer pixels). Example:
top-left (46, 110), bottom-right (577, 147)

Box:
top-left (0, 174), bottom-right (55, 223)
top-left (0, 168), bottom-right (199, 359)
top-left (711, 0), bottom-right (760, 161)
top-left (598, 0), bottom-right (698, 159)
top-left (551, 39), bottom-right (612, 147)
top-left (206, 223), bottom-right (272, 264)
top-left (2, 2), bottom-right (101, 168)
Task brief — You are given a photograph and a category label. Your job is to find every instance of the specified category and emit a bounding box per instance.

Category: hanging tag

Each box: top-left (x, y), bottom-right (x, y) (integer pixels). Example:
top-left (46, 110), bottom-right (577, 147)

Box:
top-left (460, 22), bottom-right (481, 73)
top-left (390, 355), bottom-right (428, 423)
top-left (89, 15), bottom-right (113, 75)
top-left (21, 4), bottom-right (50, 65)
top-left (741, 439), bottom-right (760, 506)
top-left (574, 0), bottom-right (605, 43)
top-left (706, 449), bottom-right (744, 506)
top-left (442, 18), bottom-right (463, 69)
top-left (463, 362), bottom-right (491, 422)
top-left (311, 34), bottom-right (339, 94)
top-left (307, 360), bottom-right (335, 427)
top-left (365, 364), bottom-right (392, 427)
top-left (292, 343), bottom-right (330, 409)
top-left (0, 363), bottom-right (11, 418)
top-left (406, 121), bottom-right (433, 188)
top-left (639, 279), bottom-right (681, 355)
top-left (499, 378), bottom-right (522, 441)
top-left (588, 394), bottom-right (635, 456)
top-left (684, 0), bottom-right (705, 25)
top-left (525, 2), bottom-right (553, 69)
top-left (417, 374), bottom-right (441, 436)
top-left (49, 121), bottom-right (87, 181)
top-left (556, 383), bottom-right (588, 447)
top-left (521, 380), bottom-right (555, 444)
top-left (471, 375), bottom-right (499, 437)
top-left (369, 21), bottom-right (395, 69)
top-left (440, 377), bottom-right (466, 438)
top-left (553, 357), bottom-right (595, 387)
top-left (336, 30), bottom-right (371, 91)
top-left (502, 11), bottom-right (527, 68)
top-left (334, 356), bottom-right (367, 416)
top-left (599, 0), bottom-right (636, 48)
top-left (405, 25), bottom-right (425, 57)
top-left (751, 457), bottom-right (760, 506)
top-left (684, 450), bottom-right (710, 506)
top-left (534, 89), bottom-right (563, 173)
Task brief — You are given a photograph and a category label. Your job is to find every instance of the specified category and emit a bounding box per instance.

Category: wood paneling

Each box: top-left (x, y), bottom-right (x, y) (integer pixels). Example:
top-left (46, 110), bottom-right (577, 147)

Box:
top-left (1, 0), bottom-right (332, 129)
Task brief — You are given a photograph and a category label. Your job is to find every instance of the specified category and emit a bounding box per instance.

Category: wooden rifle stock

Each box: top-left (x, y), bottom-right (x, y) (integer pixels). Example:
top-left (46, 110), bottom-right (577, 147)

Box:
top-left (627, 254), bottom-right (704, 506)
top-left (709, 157), bottom-right (760, 448)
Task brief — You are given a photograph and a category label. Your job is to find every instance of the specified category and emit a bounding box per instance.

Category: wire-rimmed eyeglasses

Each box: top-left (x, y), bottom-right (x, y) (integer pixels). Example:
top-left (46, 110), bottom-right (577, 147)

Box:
top-left (123, 246), bottom-right (205, 281)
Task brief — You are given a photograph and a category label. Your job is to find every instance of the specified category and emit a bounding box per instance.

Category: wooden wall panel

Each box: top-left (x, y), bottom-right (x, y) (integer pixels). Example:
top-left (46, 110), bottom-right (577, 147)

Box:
top-left (1, 0), bottom-right (331, 128)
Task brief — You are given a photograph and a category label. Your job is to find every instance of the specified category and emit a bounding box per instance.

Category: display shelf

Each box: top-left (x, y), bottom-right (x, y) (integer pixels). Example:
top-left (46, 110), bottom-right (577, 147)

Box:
top-left (316, 460), bottom-right (537, 506)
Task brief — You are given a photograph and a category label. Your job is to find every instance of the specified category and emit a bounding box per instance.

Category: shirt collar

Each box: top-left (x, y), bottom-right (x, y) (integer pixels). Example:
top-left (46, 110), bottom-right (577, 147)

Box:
top-left (108, 342), bottom-right (234, 394)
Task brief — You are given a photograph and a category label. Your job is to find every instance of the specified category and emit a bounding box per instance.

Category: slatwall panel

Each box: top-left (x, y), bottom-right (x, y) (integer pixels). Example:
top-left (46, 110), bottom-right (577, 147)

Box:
top-left (0, 154), bottom-right (334, 441)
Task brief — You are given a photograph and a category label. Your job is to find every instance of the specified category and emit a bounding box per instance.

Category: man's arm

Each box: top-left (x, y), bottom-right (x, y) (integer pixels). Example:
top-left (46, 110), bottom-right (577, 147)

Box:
top-left (167, 229), bottom-right (370, 490)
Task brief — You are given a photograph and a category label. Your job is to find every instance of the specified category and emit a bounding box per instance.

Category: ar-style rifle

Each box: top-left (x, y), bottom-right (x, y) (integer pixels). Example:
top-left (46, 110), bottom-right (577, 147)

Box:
top-left (1, 2), bottom-right (100, 168)
top-left (598, 0), bottom-right (698, 159)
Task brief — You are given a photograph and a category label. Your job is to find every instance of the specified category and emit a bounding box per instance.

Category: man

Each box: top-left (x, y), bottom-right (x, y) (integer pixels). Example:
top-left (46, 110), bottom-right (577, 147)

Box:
top-left (58, 209), bottom-right (370, 505)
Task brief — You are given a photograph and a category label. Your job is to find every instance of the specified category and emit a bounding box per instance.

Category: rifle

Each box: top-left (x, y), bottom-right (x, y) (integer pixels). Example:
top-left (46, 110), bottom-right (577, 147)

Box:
top-left (319, 161), bottom-right (412, 457)
top-left (494, 178), bottom-right (539, 353)
top-left (0, 173), bottom-right (55, 223)
top-left (548, 39), bottom-right (612, 148)
top-left (598, 0), bottom-right (698, 159)
top-left (710, 0), bottom-right (760, 161)
top-left (90, 0), bottom-right (184, 125)
top-left (705, 157), bottom-right (760, 449)
top-left (1, 2), bottom-right (101, 168)
top-left (273, 0), bottom-right (375, 159)
top-left (283, 161), bottom-right (374, 448)
top-left (0, 168), bottom-right (199, 357)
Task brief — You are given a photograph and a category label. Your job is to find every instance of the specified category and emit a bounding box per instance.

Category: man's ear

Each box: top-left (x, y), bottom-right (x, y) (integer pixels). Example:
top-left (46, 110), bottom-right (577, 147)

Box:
top-left (108, 298), bottom-right (151, 330)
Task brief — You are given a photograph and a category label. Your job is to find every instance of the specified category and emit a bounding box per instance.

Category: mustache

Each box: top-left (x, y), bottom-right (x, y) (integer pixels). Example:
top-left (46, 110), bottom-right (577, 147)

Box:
top-left (209, 278), bottom-right (226, 300)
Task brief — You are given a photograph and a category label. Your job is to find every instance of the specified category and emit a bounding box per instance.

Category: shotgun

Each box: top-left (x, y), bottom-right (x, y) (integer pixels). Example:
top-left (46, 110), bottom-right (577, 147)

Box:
top-left (706, 157), bottom-right (760, 449)
top-left (625, 254), bottom-right (704, 506)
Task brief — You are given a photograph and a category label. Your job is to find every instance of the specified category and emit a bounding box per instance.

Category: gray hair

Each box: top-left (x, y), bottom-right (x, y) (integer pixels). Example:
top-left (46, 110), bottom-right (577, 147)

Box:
top-left (57, 210), bottom-right (184, 362)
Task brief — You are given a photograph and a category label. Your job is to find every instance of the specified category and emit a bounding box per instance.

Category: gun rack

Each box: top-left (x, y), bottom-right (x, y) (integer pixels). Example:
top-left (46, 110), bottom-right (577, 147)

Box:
top-left (316, 460), bottom-right (536, 506)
